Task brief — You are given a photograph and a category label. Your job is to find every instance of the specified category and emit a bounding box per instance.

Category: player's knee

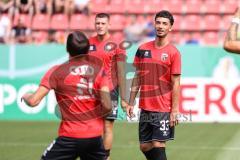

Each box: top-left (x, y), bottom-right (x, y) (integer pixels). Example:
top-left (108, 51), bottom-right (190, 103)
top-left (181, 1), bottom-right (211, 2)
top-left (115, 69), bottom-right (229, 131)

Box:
top-left (140, 143), bottom-right (152, 152)
top-left (153, 141), bottom-right (166, 148)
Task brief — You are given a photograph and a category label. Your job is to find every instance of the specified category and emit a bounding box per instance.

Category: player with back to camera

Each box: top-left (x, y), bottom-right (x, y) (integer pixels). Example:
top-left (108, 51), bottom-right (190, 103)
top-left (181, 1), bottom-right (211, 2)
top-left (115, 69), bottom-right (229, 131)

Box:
top-left (22, 31), bottom-right (112, 160)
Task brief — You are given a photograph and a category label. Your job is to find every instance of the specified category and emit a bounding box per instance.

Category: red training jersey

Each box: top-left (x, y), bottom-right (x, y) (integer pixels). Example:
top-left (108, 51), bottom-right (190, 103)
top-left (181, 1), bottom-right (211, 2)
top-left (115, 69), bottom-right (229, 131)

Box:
top-left (40, 56), bottom-right (108, 138)
top-left (134, 41), bottom-right (181, 112)
top-left (88, 35), bottom-right (126, 90)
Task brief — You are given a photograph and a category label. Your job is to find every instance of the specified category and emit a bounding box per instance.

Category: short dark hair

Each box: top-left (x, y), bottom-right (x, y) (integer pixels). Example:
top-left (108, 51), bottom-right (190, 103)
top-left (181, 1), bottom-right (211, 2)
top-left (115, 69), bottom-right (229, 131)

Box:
top-left (155, 10), bottom-right (174, 25)
top-left (95, 13), bottom-right (110, 20)
top-left (66, 31), bottom-right (90, 57)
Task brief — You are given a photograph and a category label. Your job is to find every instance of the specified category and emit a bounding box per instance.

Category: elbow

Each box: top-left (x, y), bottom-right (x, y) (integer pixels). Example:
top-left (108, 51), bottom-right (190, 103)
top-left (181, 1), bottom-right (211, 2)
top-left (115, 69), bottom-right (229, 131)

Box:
top-left (27, 99), bottom-right (40, 107)
top-left (223, 42), bottom-right (231, 52)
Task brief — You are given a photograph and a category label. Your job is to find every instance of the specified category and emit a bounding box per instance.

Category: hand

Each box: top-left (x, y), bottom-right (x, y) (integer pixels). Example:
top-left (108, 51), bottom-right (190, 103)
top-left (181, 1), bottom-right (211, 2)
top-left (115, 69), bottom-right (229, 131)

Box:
top-left (21, 93), bottom-right (33, 105)
top-left (170, 111), bottom-right (179, 127)
top-left (121, 100), bottom-right (128, 112)
top-left (126, 104), bottom-right (135, 119)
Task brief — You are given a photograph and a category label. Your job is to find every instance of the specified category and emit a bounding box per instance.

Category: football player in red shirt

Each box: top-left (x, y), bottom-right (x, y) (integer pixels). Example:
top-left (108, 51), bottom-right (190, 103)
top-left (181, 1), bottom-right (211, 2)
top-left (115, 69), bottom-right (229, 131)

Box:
top-left (89, 13), bottom-right (127, 160)
top-left (22, 31), bottom-right (112, 160)
top-left (127, 10), bottom-right (181, 160)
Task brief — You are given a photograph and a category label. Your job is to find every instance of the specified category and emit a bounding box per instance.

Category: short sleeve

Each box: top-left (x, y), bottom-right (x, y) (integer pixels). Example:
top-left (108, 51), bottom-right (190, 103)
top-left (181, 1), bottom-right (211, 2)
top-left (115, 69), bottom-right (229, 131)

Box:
top-left (40, 65), bottom-right (59, 90)
top-left (116, 47), bottom-right (126, 62)
top-left (133, 48), bottom-right (142, 67)
top-left (171, 50), bottom-right (181, 75)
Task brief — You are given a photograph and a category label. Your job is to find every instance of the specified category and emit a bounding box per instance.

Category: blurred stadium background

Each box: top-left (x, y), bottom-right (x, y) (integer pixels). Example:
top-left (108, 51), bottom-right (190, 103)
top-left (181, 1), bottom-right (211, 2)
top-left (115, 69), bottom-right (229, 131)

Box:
top-left (1, 0), bottom-right (240, 160)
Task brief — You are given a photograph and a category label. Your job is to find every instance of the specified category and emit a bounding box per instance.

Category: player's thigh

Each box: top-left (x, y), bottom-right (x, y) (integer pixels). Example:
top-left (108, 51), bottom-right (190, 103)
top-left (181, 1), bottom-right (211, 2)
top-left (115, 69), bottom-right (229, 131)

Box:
top-left (139, 110), bottom-right (153, 144)
top-left (79, 137), bottom-right (106, 160)
top-left (152, 112), bottom-right (174, 141)
top-left (140, 142), bottom-right (153, 152)
top-left (41, 137), bottom-right (78, 160)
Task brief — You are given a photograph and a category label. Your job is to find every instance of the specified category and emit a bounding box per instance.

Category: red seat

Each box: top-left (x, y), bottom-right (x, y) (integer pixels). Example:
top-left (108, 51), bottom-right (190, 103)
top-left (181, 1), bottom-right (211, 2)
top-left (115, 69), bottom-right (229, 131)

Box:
top-left (182, 15), bottom-right (203, 31)
top-left (125, 0), bottom-right (144, 14)
top-left (91, 3), bottom-right (108, 13)
top-left (107, 0), bottom-right (125, 14)
top-left (182, 32), bottom-right (202, 44)
top-left (32, 31), bottom-right (48, 43)
top-left (70, 14), bottom-right (88, 30)
top-left (172, 15), bottom-right (182, 31)
top-left (222, 0), bottom-right (237, 14)
top-left (203, 31), bottom-right (219, 45)
top-left (167, 0), bottom-right (183, 14)
top-left (203, 0), bottom-right (222, 14)
top-left (112, 32), bottom-right (124, 42)
top-left (32, 14), bottom-right (50, 30)
top-left (203, 15), bottom-right (221, 31)
top-left (87, 15), bottom-right (96, 30)
top-left (142, 0), bottom-right (164, 14)
top-left (169, 31), bottom-right (182, 44)
top-left (50, 14), bottom-right (68, 30)
top-left (13, 14), bottom-right (31, 28)
top-left (184, 0), bottom-right (203, 14)
top-left (222, 15), bottom-right (232, 30)
top-left (110, 15), bottom-right (125, 31)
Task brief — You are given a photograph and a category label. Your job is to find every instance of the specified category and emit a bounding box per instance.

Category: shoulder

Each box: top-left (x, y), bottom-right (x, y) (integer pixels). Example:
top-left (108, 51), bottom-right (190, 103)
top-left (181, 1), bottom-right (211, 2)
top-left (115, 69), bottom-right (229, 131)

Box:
top-left (138, 41), bottom-right (154, 50)
top-left (167, 44), bottom-right (180, 53)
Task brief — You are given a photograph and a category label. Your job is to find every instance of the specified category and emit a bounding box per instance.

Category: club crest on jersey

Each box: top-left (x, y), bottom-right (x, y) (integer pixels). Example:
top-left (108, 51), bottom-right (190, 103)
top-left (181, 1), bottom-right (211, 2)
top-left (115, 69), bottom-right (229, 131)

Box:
top-left (161, 53), bottom-right (168, 61)
top-left (104, 42), bottom-right (115, 52)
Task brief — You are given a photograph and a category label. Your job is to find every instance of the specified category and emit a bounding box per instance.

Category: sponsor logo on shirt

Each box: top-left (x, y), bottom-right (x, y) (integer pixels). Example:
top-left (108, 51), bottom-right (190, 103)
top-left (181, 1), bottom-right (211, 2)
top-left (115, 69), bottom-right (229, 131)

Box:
top-left (136, 49), bottom-right (152, 58)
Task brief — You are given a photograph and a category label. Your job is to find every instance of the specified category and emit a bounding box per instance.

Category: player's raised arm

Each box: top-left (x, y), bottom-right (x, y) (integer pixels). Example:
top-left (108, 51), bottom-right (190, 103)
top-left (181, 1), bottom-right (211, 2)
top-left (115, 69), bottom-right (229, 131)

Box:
top-left (22, 86), bottom-right (49, 107)
top-left (223, 7), bottom-right (240, 54)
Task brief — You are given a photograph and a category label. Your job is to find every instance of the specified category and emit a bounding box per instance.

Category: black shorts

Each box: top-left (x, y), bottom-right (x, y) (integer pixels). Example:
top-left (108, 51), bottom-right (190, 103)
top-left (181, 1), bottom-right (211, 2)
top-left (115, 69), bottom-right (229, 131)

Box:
top-left (139, 110), bottom-right (174, 143)
top-left (41, 136), bottom-right (106, 160)
top-left (105, 87), bottom-right (119, 120)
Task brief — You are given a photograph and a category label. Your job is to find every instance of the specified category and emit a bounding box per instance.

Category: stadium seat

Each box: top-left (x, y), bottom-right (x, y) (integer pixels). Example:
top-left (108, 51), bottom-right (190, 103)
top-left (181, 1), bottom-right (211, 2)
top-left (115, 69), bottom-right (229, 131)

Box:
top-left (141, 0), bottom-right (164, 14)
top-left (50, 14), bottom-right (69, 30)
top-left (184, 0), bottom-right (204, 14)
top-left (13, 14), bottom-right (31, 28)
top-left (110, 15), bottom-right (125, 30)
top-left (182, 15), bottom-right (203, 31)
top-left (87, 15), bottom-right (96, 30)
top-left (125, 0), bottom-right (144, 14)
top-left (112, 32), bottom-right (124, 42)
top-left (203, 15), bottom-right (221, 31)
top-left (32, 14), bottom-right (50, 30)
top-left (107, 0), bottom-right (125, 14)
top-left (182, 31), bottom-right (202, 44)
top-left (222, 0), bottom-right (237, 14)
top-left (91, 3), bottom-right (108, 13)
top-left (222, 15), bottom-right (232, 30)
top-left (167, 0), bottom-right (183, 14)
top-left (203, 31), bottom-right (219, 45)
top-left (32, 31), bottom-right (48, 43)
top-left (169, 31), bottom-right (182, 44)
top-left (172, 15), bottom-right (182, 31)
top-left (202, 0), bottom-right (222, 14)
top-left (70, 14), bottom-right (88, 30)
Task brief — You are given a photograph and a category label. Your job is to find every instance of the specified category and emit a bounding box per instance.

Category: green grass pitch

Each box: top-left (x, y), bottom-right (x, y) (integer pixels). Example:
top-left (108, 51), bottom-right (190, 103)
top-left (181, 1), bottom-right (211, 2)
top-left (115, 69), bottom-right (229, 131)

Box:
top-left (0, 121), bottom-right (240, 160)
